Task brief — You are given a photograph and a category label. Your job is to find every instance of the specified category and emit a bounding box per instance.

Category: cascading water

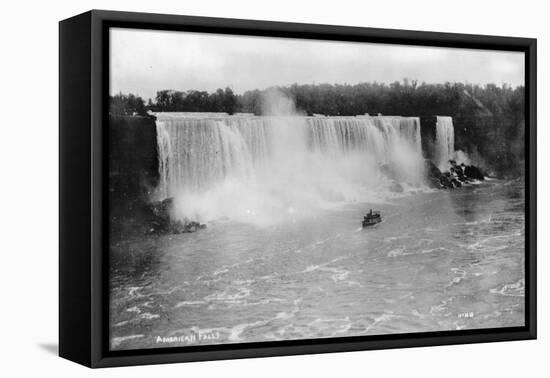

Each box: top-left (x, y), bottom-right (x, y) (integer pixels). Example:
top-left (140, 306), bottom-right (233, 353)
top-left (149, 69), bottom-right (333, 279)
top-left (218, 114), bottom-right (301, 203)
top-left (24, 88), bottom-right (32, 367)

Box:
top-left (155, 113), bottom-right (425, 225)
top-left (434, 116), bottom-right (455, 171)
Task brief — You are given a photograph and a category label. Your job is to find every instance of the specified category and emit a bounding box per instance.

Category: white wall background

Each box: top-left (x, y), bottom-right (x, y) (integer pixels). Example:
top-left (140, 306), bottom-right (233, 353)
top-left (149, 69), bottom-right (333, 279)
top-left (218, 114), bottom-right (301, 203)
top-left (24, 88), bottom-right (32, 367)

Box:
top-left (0, 0), bottom-right (546, 376)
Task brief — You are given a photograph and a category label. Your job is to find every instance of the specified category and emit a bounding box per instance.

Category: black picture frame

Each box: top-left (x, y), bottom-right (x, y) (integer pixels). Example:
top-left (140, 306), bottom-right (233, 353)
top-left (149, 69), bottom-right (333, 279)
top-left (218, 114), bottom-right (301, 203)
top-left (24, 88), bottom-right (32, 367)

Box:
top-left (59, 9), bottom-right (537, 368)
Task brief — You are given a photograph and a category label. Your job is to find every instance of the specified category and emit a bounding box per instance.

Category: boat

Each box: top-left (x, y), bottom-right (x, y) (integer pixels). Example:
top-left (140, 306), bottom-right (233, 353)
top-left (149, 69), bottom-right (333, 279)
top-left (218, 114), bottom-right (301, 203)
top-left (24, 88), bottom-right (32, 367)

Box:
top-left (362, 209), bottom-right (382, 227)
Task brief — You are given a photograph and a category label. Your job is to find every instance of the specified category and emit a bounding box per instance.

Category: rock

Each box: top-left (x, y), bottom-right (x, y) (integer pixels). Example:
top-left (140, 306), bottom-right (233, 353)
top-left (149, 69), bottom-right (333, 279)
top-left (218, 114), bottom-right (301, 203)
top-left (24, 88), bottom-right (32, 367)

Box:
top-left (424, 159), bottom-right (478, 189)
top-left (464, 165), bottom-right (485, 180)
top-left (146, 198), bottom-right (174, 233)
top-left (439, 173), bottom-right (454, 189)
top-left (423, 159), bottom-right (486, 190)
top-left (424, 159), bottom-right (443, 188)
top-left (110, 197), bottom-right (208, 240)
top-left (147, 198), bottom-right (206, 235)
top-left (170, 220), bottom-right (185, 234)
top-left (425, 159), bottom-right (442, 177)
top-left (185, 221), bottom-right (198, 233)
top-left (450, 162), bottom-right (467, 182)
top-left (170, 220), bottom-right (207, 234)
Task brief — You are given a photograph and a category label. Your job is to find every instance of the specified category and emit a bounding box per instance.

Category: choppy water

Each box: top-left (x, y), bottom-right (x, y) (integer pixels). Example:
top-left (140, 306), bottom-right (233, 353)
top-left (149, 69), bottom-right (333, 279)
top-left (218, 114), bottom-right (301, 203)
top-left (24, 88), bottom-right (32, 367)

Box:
top-left (110, 179), bottom-right (525, 350)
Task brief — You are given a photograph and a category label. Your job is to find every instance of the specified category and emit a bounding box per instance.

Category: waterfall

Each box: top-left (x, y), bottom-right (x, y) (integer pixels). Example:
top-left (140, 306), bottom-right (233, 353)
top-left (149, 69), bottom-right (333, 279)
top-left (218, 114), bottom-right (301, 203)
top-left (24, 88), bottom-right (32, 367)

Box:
top-left (307, 116), bottom-right (421, 157)
top-left (155, 113), bottom-right (424, 224)
top-left (434, 116), bottom-right (455, 171)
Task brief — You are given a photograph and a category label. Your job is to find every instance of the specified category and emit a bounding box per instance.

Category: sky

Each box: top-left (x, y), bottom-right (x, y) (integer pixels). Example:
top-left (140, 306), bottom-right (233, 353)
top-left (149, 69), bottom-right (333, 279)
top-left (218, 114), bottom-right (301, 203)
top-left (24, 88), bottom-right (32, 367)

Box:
top-left (110, 27), bottom-right (525, 100)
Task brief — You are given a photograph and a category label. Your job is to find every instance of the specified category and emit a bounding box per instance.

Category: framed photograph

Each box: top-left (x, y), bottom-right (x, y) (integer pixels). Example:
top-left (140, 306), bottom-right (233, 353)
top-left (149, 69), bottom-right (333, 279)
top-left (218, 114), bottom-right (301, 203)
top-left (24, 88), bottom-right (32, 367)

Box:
top-left (59, 10), bottom-right (536, 368)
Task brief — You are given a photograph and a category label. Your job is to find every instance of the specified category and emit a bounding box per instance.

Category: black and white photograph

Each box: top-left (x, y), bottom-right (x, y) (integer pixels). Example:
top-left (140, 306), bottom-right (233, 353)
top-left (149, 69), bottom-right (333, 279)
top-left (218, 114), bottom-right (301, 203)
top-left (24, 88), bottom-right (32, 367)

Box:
top-left (107, 27), bottom-right (526, 351)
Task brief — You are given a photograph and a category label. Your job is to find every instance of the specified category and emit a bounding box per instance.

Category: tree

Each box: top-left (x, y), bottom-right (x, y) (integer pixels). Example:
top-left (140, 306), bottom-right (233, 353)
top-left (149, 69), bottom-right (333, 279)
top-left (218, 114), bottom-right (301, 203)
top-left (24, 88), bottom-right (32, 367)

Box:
top-left (222, 87), bottom-right (238, 114)
top-left (109, 93), bottom-right (146, 116)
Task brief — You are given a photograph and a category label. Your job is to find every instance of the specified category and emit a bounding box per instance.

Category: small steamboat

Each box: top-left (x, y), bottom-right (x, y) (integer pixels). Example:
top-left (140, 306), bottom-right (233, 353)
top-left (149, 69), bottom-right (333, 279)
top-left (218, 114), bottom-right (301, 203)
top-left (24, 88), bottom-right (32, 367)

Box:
top-left (362, 209), bottom-right (382, 227)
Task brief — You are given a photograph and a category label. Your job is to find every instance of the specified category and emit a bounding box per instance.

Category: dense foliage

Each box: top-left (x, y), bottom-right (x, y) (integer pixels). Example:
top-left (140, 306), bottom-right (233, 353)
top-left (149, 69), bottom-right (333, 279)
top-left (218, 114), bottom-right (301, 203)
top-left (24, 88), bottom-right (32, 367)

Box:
top-left (110, 88), bottom-right (239, 116)
top-left (245, 81), bottom-right (523, 120)
top-left (109, 93), bottom-right (148, 116)
top-left (110, 81), bottom-right (523, 120)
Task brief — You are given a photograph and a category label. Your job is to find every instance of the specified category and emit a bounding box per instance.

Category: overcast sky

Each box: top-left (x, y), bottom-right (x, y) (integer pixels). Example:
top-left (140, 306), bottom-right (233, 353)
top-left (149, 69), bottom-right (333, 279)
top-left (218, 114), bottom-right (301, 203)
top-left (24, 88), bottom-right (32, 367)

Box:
top-left (110, 27), bottom-right (524, 100)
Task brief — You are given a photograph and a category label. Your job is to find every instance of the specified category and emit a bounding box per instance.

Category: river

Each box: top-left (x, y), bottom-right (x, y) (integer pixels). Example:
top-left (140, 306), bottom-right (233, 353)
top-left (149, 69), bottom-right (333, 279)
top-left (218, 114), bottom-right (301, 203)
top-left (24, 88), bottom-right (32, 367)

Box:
top-left (109, 179), bottom-right (525, 350)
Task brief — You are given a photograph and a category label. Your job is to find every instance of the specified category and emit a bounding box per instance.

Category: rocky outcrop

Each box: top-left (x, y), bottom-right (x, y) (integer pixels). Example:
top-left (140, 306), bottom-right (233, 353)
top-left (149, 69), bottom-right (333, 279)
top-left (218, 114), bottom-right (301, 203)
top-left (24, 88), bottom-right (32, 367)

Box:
top-left (425, 158), bottom-right (486, 190)
top-left (110, 197), bottom-right (206, 241)
top-left (424, 159), bottom-right (443, 188)
top-left (464, 165), bottom-right (485, 180)
top-left (148, 198), bottom-right (206, 235)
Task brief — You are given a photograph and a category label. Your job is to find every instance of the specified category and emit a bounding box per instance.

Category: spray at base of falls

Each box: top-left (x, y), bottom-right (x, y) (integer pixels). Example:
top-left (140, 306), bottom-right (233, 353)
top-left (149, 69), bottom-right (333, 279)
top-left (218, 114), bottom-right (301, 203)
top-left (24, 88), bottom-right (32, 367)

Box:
top-left (155, 112), bottom-right (427, 226)
top-left (434, 116), bottom-right (455, 171)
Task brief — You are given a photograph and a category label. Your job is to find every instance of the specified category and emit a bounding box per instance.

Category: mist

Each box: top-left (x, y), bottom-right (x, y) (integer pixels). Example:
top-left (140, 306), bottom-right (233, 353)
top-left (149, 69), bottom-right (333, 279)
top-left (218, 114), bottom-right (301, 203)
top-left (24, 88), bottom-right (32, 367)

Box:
top-left (156, 91), bottom-right (427, 227)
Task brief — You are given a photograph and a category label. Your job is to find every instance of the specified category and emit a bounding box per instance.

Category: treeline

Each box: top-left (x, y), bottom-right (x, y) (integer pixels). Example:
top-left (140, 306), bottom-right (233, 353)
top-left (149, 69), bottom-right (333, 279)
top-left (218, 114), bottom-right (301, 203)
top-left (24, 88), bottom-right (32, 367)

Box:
top-left (110, 80), bottom-right (523, 120)
top-left (109, 93), bottom-right (148, 116)
top-left (109, 87), bottom-right (238, 116)
top-left (252, 80), bottom-right (524, 121)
